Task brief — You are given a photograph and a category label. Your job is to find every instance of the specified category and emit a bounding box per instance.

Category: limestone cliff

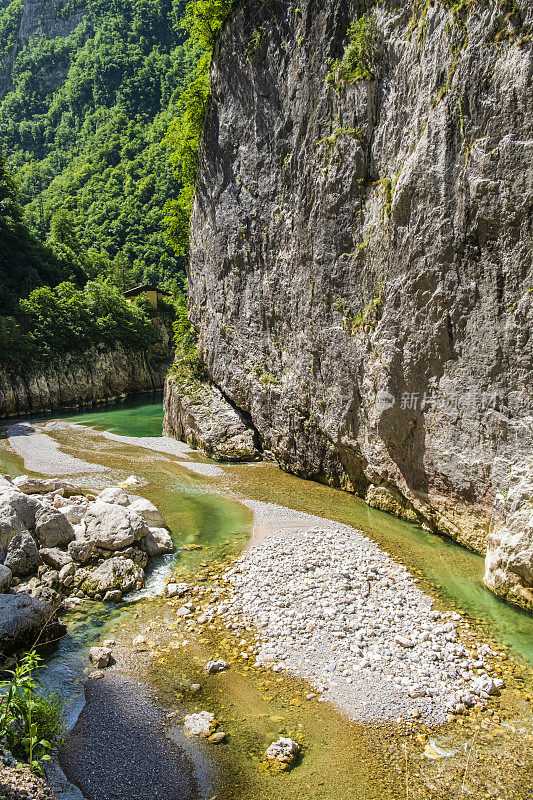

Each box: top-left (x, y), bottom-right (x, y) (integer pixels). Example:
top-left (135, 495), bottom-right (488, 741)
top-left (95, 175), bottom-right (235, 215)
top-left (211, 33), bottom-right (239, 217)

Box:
top-left (1, 315), bottom-right (174, 418)
top-left (164, 0), bottom-right (533, 610)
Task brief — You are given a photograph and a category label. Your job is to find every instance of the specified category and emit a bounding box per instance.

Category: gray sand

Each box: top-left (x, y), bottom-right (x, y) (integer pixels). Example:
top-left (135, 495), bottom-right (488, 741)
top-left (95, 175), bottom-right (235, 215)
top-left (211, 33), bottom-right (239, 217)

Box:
top-left (7, 422), bottom-right (107, 475)
top-left (59, 674), bottom-right (207, 800)
top-left (175, 460), bottom-right (225, 477)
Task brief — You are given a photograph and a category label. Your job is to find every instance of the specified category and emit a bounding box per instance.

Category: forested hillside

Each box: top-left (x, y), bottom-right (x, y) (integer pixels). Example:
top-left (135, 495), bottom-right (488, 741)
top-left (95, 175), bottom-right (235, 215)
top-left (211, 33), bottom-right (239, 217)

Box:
top-left (0, 0), bottom-right (210, 369)
top-left (0, 0), bottom-right (201, 288)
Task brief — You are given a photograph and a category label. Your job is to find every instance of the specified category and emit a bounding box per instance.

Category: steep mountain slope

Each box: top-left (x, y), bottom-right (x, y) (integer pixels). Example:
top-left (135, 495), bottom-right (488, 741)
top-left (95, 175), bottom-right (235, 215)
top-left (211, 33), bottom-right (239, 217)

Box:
top-left (165, 0), bottom-right (533, 610)
top-left (0, 0), bottom-right (199, 287)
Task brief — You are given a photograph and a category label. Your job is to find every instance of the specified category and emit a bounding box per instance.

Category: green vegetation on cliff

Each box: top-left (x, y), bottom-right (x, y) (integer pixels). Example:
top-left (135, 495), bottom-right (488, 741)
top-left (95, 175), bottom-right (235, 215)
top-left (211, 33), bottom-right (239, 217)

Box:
top-left (164, 0), bottom-right (233, 256)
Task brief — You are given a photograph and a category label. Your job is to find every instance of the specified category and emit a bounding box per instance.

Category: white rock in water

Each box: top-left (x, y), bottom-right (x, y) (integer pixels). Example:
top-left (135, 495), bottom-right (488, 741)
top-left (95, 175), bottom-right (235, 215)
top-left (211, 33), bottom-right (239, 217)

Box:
top-left (117, 475), bottom-right (142, 488)
top-left (128, 497), bottom-right (166, 528)
top-left (205, 659), bottom-right (228, 674)
top-left (82, 557), bottom-right (144, 597)
top-left (83, 502), bottom-right (148, 551)
top-left (166, 582), bottom-right (191, 598)
top-left (140, 527), bottom-right (174, 557)
top-left (89, 646), bottom-right (112, 669)
top-left (183, 711), bottom-right (216, 737)
top-left (265, 737), bottom-right (300, 764)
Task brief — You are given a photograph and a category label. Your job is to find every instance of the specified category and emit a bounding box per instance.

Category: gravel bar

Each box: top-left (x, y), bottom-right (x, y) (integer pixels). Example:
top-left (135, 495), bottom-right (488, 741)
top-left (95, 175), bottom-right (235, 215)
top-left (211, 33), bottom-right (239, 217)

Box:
top-left (218, 521), bottom-right (504, 725)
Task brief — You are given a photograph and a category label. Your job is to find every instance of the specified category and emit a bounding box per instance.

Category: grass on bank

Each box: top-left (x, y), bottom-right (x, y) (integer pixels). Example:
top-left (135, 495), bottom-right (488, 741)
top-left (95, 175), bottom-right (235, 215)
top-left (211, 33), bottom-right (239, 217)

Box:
top-left (0, 651), bottom-right (65, 773)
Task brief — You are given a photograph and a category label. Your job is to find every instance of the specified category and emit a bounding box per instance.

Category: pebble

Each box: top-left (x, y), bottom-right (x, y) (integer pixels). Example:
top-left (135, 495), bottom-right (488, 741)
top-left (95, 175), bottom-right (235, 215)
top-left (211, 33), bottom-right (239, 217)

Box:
top-left (183, 711), bottom-right (216, 737)
top-left (265, 737), bottom-right (300, 768)
top-left (89, 646), bottom-right (112, 669)
top-left (208, 731), bottom-right (227, 744)
top-left (205, 659), bottom-right (228, 674)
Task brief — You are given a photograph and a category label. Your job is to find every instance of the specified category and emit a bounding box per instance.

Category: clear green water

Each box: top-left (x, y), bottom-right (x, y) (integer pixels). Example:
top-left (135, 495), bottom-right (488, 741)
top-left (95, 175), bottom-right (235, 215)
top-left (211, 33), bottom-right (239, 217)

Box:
top-left (225, 462), bottom-right (533, 668)
top-left (2, 396), bottom-right (533, 667)
top-left (39, 396), bottom-right (533, 668)
top-left (5, 397), bottom-right (531, 799)
top-left (57, 393), bottom-right (165, 438)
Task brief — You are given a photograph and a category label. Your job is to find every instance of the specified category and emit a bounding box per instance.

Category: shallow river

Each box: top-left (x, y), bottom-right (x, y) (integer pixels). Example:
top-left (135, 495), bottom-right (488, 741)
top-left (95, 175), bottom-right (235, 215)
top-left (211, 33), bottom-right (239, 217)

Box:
top-left (1, 394), bottom-right (532, 800)
top-left (37, 394), bottom-right (533, 667)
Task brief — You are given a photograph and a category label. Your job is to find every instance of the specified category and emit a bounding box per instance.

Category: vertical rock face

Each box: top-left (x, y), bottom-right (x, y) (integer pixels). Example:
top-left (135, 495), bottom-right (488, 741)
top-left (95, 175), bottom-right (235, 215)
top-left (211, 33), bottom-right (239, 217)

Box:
top-left (163, 374), bottom-right (260, 461)
top-left (0, 0), bottom-right (87, 96)
top-left (0, 315), bottom-right (174, 418)
top-left (172, 0), bottom-right (533, 609)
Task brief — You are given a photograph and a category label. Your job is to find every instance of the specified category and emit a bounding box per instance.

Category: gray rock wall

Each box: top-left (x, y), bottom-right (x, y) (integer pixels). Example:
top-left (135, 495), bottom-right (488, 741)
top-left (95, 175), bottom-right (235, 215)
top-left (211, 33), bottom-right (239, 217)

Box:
top-left (176, 0), bottom-right (533, 609)
top-left (0, 315), bottom-right (174, 418)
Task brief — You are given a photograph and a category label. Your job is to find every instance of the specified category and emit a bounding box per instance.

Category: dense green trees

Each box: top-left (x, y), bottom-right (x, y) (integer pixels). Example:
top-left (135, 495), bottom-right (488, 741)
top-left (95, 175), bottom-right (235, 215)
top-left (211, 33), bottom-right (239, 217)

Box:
top-left (0, 0), bottom-right (235, 368)
top-left (0, 151), bottom-right (162, 366)
top-left (0, 151), bottom-right (83, 317)
top-left (0, 0), bottom-right (201, 291)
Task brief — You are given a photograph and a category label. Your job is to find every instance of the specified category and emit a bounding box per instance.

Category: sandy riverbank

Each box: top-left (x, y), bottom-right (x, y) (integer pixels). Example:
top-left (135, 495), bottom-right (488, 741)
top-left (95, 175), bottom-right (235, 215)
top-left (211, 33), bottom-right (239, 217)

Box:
top-left (6, 419), bottom-right (230, 479)
top-left (6, 421), bottom-right (108, 475)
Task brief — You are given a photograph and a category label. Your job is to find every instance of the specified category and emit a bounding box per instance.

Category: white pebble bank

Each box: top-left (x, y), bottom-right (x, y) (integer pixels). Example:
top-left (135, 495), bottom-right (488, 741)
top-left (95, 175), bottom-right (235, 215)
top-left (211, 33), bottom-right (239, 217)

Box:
top-left (217, 525), bottom-right (503, 724)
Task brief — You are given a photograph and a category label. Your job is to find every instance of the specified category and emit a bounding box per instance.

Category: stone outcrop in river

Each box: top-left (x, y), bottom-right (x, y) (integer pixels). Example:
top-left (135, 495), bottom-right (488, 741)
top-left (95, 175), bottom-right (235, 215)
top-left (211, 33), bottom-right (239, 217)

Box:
top-left (164, 372), bottom-right (260, 461)
top-left (0, 314), bottom-right (174, 418)
top-left (164, 0), bottom-right (533, 610)
top-left (0, 475), bottom-right (173, 657)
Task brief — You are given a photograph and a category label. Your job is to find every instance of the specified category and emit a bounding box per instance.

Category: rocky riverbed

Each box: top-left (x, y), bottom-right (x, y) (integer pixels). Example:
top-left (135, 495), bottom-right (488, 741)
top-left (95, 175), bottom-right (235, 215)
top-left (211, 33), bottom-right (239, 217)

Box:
top-left (221, 526), bottom-right (506, 725)
top-left (0, 473), bottom-right (173, 657)
top-left (158, 503), bottom-right (511, 728)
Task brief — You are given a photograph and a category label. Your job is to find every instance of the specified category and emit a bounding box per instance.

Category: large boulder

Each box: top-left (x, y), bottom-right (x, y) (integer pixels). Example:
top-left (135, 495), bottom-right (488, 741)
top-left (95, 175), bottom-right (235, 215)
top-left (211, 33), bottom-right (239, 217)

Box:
top-left (485, 465), bottom-right (533, 612)
top-left (83, 502), bottom-right (149, 551)
top-left (164, 376), bottom-right (260, 462)
top-left (0, 564), bottom-right (12, 592)
top-left (0, 505), bottom-right (24, 559)
top-left (128, 497), bottom-right (166, 528)
top-left (34, 505), bottom-right (75, 548)
top-left (68, 524), bottom-right (96, 564)
top-left (82, 557), bottom-right (144, 598)
top-left (0, 593), bottom-right (66, 655)
top-left (139, 527), bottom-right (174, 557)
top-left (4, 531), bottom-right (41, 577)
top-left (0, 484), bottom-right (41, 557)
top-left (12, 476), bottom-right (79, 497)
top-left (60, 503), bottom-right (89, 525)
top-left (96, 487), bottom-right (129, 506)
top-left (0, 484), bottom-right (41, 531)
